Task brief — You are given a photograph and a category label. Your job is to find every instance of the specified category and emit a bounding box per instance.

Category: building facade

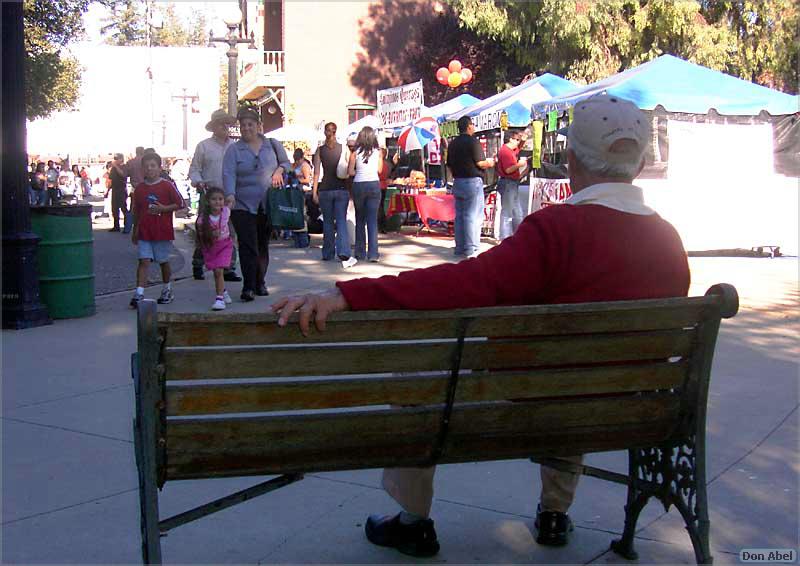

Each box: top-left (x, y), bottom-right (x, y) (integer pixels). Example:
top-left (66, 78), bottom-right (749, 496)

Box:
top-left (236, 0), bottom-right (377, 133)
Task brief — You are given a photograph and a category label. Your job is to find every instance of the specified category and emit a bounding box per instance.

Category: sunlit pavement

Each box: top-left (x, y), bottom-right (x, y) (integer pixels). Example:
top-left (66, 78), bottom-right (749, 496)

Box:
top-left (2, 231), bottom-right (797, 564)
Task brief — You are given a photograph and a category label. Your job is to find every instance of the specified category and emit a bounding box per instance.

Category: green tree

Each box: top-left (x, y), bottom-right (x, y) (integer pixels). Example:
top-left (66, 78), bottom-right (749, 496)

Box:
top-left (103, 1), bottom-right (209, 47)
top-left (700, 0), bottom-right (799, 93)
top-left (101, 0), bottom-right (146, 46)
top-left (24, 0), bottom-right (110, 120)
top-left (452, 0), bottom-right (734, 85)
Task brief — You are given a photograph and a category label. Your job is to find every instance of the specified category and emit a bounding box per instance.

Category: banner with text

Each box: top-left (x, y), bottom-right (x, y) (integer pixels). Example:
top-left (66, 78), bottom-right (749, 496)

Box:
top-left (377, 81), bottom-right (424, 129)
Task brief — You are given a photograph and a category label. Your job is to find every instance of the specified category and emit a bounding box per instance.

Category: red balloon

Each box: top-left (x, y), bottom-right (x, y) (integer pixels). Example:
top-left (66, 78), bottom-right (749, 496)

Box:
top-left (460, 68), bottom-right (472, 84)
top-left (437, 75), bottom-right (449, 85)
top-left (435, 67), bottom-right (449, 83)
top-left (448, 59), bottom-right (462, 73)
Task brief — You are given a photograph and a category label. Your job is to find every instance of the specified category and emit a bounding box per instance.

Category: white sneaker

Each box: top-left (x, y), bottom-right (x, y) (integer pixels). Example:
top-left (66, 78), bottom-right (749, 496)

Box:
top-left (342, 256), bottom-right (358, 269)
top-left (222, 290), bottom-right (232, 304)
top-left (212, 298), bottom-right (226, 311)
top-left (467, 251), bottom-right (480, 259)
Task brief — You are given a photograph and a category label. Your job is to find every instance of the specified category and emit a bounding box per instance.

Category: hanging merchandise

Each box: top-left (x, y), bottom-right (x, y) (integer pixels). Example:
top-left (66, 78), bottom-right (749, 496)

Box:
top-left (568, 106), bottom-right (574, 124)
top-left (547, 110), bottom-right (558, 132)
top-left (531, 120), bottom-right (544, 169)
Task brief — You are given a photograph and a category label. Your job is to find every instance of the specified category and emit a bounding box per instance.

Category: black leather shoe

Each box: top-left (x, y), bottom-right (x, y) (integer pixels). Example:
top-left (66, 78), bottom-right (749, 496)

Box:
top-left (365, 513), bottom-right (440, 557)
top-left (223, 271), bottom-right (242, 282)
top-left (534, 505), bottom-right (573, 546)
top-left (240, 290), bottom-right (255, 302)
top-left (193, 269), bottom-right (205, 280)
top-left (255, 285), bottom-right (269, 296)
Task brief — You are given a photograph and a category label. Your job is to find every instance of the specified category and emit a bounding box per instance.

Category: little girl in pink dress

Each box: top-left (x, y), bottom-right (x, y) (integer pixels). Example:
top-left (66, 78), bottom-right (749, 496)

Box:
top-left (196, 187), bottom-right (234, 310)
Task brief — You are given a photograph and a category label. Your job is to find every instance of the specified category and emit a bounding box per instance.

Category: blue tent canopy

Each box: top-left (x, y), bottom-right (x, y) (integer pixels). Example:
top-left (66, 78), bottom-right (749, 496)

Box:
top-left (531, 55), bottom-right (799, 117)
top-left (425, 94), bottom-right (481, 120)
top-left (447, 74), bottom-right (578, 130)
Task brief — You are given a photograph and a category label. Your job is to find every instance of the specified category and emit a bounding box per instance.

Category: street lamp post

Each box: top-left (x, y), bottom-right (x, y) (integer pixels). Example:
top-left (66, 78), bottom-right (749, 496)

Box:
top-left (1, 1), bottom-right (51, 329)
top-left (209, 5), bottom-right (255, 116)
top-left (171, 88), bottom-right (199, 151)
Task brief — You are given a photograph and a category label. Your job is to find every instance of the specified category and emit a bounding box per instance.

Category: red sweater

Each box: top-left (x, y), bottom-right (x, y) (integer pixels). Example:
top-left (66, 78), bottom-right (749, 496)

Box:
top-left (337, 204), bottom-right (690, 310)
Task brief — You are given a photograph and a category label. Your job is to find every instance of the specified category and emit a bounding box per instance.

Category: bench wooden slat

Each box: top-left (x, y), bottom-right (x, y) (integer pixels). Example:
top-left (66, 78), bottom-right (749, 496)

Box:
top-left (440, 422), bottom-right (679, 463)
top-left (461, 330), bottom-right (692, 370)
top-left (159, 302), bottom-right (708, 347)
top-left (163, 329), bottom-right (694, 380)
top-left (163, 342), bottom-right (457, 380)
top-left (165, 361), bottom-right (686, 416)
top-left (447, 394), bottom-right (681, 436)
top-left (165, 407), bottom-right (441, 479)
top-left (166, 374), bottom-right (450, 416)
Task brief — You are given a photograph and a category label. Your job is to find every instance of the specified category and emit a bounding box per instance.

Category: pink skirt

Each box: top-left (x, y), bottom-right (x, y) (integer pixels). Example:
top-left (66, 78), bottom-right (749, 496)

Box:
top-left (202, 237), bottom-right (233, 270)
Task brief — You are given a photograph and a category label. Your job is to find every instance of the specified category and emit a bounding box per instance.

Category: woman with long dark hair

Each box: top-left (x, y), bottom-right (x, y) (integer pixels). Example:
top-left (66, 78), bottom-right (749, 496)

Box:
top-left (347, 126), bottom-right (383, 262)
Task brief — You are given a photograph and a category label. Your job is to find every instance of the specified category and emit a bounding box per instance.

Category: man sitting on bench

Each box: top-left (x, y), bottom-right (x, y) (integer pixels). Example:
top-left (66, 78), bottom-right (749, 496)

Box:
top-left (272, 94), bottom-right (691, 558)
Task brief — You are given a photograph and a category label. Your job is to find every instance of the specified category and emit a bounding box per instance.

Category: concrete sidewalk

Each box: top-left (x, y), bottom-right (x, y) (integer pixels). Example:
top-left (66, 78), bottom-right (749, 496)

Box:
top-left (2, 232), bottom-right (797, 564)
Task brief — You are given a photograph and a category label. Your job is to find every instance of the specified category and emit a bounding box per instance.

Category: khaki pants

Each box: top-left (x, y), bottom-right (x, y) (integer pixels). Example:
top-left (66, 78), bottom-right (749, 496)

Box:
top-left (381, 455), bottom-right (583, 517)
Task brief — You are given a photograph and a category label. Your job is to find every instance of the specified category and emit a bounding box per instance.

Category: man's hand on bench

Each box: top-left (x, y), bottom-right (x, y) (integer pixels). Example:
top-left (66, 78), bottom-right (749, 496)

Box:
top-left (271, 288), bottom-right (350, 336)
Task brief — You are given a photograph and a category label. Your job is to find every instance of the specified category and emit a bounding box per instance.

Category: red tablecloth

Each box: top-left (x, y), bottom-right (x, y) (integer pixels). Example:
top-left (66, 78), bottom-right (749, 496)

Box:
top-left (388, 193), bottom-right (455, 233)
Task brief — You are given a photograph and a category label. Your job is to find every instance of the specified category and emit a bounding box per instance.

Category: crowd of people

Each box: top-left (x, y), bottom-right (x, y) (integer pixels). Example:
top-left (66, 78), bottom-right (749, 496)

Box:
top-left (177, 108), bottom-right (407, 310)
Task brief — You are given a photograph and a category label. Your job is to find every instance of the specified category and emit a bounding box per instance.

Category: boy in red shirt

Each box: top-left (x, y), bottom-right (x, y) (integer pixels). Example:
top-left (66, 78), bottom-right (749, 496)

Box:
top-left (129, 152), bottom-right (185, 308)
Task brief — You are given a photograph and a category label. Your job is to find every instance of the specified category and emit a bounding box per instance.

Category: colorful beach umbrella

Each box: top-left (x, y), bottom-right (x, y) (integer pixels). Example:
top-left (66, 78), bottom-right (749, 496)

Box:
top-left (397, 116), bottom-right (440, 152)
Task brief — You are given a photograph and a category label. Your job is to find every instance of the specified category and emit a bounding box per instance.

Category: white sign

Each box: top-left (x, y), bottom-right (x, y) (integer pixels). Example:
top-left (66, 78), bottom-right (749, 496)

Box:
top-left (472, 110), bottom-right (504, 132)
top-left (377, 80), bottom-right (424, 129)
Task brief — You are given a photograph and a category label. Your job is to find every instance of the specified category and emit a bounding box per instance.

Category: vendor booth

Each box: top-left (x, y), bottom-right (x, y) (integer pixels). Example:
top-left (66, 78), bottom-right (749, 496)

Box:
top-left (439, 74), bottom-right (579, 237)
top-left (531, 55), bottom-right (800, 253)
top-left (382, 95), bottom-right (484, 235)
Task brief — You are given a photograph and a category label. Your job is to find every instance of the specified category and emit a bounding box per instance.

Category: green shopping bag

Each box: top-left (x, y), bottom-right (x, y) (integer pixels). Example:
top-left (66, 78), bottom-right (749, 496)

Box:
top-left (267, 186), bottom-right (305, 230)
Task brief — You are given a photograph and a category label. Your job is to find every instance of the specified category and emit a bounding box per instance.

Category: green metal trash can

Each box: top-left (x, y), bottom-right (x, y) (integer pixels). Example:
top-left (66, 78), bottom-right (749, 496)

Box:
top-left (383, 187), bottom-right (404, 232)
top-left (30, 204), bottom-right (95, 319)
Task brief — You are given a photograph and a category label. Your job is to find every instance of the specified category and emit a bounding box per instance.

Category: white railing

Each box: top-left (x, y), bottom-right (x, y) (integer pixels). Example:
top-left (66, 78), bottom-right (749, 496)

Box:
top-left (238, 50), bottom-right (286, 99)
top-left (263, 50), bottom-right (285, 74)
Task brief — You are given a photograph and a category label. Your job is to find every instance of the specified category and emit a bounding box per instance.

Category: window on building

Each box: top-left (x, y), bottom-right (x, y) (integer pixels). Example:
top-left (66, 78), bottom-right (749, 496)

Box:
top-left (347, 105), bottom-right (376, 124)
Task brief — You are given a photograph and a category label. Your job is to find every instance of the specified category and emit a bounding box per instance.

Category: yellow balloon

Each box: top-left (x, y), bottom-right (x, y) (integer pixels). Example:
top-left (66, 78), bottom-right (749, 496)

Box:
top-left (448, 72), bottom-right (462, 88)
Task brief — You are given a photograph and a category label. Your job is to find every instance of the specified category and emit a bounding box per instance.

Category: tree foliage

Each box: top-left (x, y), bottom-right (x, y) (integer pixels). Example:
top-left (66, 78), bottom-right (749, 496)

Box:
top-left (451, 0), bottom-right (797, 93)
top-left (102, 1), bottom-right (209, 47)
top-left (23, 0), bottom-right (107, 120)
top-left (351, 0), bottom-right (528, 106)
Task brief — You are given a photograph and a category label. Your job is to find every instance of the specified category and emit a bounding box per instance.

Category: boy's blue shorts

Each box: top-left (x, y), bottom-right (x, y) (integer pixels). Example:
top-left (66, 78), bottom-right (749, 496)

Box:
top-left (138, 240), bottom-right (172, 264)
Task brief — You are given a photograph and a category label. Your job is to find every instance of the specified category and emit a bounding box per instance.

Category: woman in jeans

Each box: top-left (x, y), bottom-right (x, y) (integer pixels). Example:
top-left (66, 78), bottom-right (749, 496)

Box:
top-left (347, 126), bottom-right (384, 262)
top-left (312, 122), bottom-right (357, 268)
top-left (222, 107), bottom-right (291, 301)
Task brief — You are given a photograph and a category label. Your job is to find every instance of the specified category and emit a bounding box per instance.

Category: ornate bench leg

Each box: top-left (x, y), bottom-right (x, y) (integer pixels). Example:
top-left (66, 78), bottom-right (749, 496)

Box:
top-left (670, 436), bottom-right (713, 565)
top-left (612, 440), bottom-right (712, 564)
top-left (610, 448), bottom-right (652, 560)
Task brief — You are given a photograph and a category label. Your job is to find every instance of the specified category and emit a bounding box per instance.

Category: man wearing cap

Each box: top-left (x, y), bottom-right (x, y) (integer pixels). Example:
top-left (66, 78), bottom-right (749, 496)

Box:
top-left (188, 109), bottom-right (241, 282)
top-left (271, 94), bottom-right (690, 557)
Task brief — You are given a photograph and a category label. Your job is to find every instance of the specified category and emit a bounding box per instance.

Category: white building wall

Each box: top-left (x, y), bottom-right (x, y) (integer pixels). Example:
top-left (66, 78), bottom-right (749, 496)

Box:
top-left (27, 45), bottom-right (222, 160)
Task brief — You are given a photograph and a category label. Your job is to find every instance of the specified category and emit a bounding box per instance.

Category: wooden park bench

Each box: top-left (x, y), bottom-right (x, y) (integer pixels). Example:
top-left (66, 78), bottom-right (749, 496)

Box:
top-left (131, 283), bottom-right (738, 564)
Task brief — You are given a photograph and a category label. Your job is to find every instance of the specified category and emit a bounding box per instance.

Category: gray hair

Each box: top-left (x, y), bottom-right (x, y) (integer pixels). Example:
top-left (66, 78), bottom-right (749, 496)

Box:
top-left (570, 143), bottom-right (643, 180)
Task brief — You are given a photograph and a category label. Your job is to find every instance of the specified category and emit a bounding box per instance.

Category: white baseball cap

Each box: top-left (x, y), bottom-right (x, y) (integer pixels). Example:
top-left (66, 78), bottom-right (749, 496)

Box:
top-left (560, 94), bottom-right (650, 166)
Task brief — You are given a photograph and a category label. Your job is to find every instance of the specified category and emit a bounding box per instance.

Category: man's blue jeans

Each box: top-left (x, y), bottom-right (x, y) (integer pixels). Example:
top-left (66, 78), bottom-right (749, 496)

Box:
top-left (497, 177), bottom-right (524, 239)
top-left (453, 177), bottom-right (484, 256)
top-left (318, 189), bottom-right (351, 260)
top-left (352, 181), bottom-right (382, 260)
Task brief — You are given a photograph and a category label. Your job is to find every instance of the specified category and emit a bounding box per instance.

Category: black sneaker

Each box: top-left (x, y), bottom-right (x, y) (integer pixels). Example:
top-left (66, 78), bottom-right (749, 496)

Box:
top-left (223, 271), bottom-right (242, 282)
top-left (534, 504), bottom-right (573, 546)
top-left (240, 289), bottom-right (255, 302)
top-left (255, 285), bottom-right (269, 296)
top-left (365, 513), bottom-right (440, 558)
top-left (193, 268), bottom-right (205, 280)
